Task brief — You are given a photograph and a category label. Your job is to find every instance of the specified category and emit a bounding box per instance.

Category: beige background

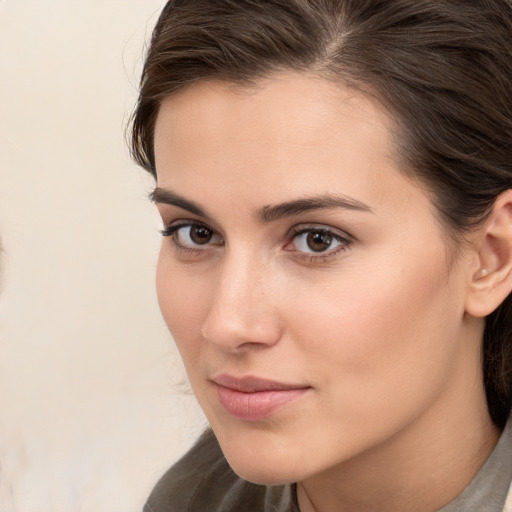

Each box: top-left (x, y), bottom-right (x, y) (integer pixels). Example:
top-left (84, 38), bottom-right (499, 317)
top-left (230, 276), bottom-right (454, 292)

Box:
top-left (0, 1), bottom-right (206, 510)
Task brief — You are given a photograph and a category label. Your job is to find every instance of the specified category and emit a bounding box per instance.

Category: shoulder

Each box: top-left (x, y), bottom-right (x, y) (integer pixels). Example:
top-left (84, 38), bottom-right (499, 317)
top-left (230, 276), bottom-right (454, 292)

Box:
top-left (143, 429), bottom-right (297, 512)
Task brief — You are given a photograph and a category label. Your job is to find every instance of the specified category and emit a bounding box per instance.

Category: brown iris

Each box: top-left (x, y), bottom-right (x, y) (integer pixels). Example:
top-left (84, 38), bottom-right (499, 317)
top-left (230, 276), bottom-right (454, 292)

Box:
top-left (307, 231), bottom-right (333, 252)
top-left (190, 225), bottom-right (214, 244)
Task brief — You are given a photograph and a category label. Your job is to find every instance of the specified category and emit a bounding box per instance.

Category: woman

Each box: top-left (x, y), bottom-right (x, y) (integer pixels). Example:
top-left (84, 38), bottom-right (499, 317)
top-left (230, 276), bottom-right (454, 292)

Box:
top-left (131, 1), bottom-right (512, 510)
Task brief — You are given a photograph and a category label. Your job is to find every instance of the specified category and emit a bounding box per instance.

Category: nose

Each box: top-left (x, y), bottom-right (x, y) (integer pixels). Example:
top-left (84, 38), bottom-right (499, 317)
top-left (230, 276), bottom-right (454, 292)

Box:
top-left (201, 253), bottom-right (283, 352)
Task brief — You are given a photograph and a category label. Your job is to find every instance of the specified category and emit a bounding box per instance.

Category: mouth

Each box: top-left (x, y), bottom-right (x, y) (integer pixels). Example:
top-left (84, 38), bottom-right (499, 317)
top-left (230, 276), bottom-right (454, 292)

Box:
top-left (211, 374), bottom-right (311, 421)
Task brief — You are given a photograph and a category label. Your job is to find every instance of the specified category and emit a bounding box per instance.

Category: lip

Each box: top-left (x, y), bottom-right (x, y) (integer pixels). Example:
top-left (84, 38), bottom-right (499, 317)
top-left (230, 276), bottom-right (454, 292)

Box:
top-left (211, 374), bottom-right (311, 421)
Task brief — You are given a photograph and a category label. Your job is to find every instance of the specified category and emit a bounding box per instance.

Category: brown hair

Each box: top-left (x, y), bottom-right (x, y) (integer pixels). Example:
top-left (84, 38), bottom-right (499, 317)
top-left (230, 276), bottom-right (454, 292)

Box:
top-left (130, 0), bottom-right (512, 427)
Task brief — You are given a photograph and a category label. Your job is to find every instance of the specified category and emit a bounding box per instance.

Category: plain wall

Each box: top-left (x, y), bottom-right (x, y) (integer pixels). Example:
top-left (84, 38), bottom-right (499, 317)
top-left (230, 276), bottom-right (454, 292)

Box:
top-left (0, 2), bottom-right (206, 511)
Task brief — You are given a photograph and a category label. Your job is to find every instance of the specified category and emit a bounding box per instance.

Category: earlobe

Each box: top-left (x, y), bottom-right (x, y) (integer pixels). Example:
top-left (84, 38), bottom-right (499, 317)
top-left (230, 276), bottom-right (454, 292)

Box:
top-left (465, 191), bottom-right (512, 318)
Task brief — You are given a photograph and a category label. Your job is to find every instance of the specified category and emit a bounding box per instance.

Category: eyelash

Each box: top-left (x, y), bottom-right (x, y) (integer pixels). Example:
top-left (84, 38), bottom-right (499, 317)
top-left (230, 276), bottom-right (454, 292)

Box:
top-left (160, 222), bottom-right (222, 255)
top-left (160, 221), bottom-right (353, 262)
top-left (286, 225), bottom-right (352, 262)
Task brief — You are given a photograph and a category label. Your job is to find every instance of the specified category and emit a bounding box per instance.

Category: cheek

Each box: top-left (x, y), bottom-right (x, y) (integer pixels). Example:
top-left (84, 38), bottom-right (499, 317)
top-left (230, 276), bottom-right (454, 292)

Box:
top-left (155, 250), bottom-right (210, 357)
top-left (283, 248), bottom-right (463, 412)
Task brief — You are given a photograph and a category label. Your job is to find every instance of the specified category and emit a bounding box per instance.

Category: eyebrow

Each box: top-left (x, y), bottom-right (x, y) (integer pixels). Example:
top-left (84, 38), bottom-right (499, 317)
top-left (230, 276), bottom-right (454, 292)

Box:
top-left (150, 187), bottom-right (373, 222)
top-left (150, 188), bottom-right (209, 218)
top-left (259, 194), bottom-right (373, 222)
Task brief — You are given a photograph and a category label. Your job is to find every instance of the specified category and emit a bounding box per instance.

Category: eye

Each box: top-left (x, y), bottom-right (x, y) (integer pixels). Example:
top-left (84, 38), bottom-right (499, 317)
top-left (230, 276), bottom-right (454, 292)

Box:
top-left (286, 226), bottom-right (351, 257)
top-left (161, 222), bottom-right (223, 249)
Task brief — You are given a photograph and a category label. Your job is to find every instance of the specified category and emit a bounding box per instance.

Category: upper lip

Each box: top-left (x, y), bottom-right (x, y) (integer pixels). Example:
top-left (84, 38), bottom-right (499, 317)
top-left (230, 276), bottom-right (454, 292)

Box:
top-left (211, 374), bottom-right (310, 393)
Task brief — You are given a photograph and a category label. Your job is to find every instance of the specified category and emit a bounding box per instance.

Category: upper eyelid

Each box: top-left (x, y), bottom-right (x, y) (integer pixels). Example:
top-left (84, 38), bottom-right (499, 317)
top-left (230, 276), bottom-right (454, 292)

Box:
top-left (287, 223), bottom-right (354, 241)
top-left (162, 219), bottom-right (215, 233)
top-left (162, 219), bottom-right (353, 244)
top-left (162, 217), bottom-right (223, 235)
top-left (162, 221), bottom-right (224, 246)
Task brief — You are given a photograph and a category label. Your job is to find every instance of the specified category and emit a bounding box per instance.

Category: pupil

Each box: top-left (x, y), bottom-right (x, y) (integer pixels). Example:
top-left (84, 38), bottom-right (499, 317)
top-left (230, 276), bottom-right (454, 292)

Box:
top-left (190, 225), bottom-right (213, 244)
top-left (307, 231), bottom-right (332, 252)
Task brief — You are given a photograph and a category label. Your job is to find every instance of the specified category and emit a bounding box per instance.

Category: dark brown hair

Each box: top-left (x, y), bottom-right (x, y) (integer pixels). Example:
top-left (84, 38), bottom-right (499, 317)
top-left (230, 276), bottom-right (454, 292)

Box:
top-left (130, 0), bottom-right (512, 427)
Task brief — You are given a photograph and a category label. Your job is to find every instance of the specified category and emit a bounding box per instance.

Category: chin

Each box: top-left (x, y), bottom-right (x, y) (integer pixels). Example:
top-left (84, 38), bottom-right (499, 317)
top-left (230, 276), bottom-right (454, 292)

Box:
top-left (227, 457), bottom-right (300, 486)
top-left (213, 428), bottom-right (309, 485)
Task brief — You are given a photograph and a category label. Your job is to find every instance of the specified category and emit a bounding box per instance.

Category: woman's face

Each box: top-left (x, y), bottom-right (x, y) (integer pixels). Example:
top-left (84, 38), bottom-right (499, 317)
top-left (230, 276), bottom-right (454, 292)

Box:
top-left (153, 73), bottom-right (480, 484)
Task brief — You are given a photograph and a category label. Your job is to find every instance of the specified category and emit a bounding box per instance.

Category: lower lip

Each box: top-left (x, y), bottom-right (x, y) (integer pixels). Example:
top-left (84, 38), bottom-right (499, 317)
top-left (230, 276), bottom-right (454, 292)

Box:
top-left (215, 384), bottom-right (310, 421)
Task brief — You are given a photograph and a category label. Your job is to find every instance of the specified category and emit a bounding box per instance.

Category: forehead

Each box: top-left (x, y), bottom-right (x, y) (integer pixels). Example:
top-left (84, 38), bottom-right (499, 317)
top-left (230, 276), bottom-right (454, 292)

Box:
top-left (154, 73), bottom-right (401, 194)
top-left (154, 72), bottom-right (452, 257)
top-left (155, 73), bottom-right (395, 144)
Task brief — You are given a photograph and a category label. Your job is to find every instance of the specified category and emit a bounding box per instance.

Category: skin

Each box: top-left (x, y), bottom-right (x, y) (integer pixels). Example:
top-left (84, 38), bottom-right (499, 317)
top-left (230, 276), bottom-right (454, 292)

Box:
top-left (152, 73), bottom-right (501, 512)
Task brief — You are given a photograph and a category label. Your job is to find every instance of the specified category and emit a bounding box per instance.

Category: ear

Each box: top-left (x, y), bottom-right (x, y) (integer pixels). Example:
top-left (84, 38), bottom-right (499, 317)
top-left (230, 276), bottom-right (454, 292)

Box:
top-left (465, 190), bottom-right (512, 317)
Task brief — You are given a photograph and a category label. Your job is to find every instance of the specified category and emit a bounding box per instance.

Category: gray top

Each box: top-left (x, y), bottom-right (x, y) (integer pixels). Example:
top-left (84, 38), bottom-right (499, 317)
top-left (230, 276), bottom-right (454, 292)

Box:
top-left (144, 418), bottom-right (512, 512)
top-left (440, 418), bottom-right (512, 512)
